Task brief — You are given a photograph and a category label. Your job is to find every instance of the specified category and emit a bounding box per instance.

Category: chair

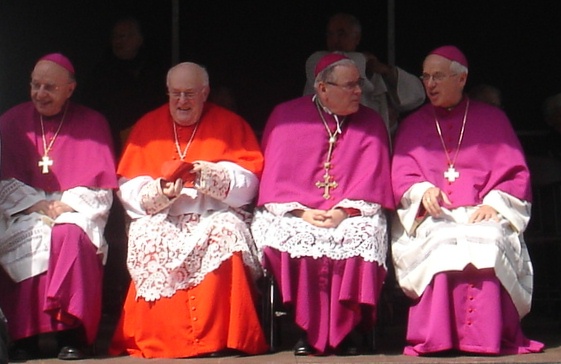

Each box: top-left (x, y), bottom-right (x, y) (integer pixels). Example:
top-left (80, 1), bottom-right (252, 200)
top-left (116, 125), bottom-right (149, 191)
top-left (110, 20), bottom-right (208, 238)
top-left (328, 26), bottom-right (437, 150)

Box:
top-left (259, 266), bottom-right (405, 353)
top-left (524, 155), bottom-right (561, 314)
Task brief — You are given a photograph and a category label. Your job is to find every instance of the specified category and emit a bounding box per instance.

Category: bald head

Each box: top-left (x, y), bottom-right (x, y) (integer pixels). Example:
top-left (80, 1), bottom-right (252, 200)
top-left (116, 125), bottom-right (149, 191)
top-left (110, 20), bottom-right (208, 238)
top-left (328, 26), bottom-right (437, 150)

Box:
top-left (166, 62), bottom-right (210, 126)
top-left (166, 62), bottom-right (209, 88)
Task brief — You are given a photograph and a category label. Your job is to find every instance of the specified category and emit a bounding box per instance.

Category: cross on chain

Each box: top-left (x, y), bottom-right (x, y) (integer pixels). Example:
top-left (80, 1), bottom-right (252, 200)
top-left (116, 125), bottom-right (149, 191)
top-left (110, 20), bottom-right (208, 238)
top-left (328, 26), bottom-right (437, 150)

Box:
top-left (315, 135), bottom-right (339, 199)
top-left (38, 155), bottom-right (53, 174)
top-left (316, 172), bottom-right (338, 199)
top-left (444, 165), bottom-right (459, 182)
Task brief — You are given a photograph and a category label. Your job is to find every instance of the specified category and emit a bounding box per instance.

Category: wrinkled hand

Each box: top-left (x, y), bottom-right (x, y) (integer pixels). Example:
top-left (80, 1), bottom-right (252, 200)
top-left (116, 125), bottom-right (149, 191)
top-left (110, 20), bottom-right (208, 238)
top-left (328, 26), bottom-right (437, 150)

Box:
top-left (161, 178), bottom-right (183, 199)
top-left (468, 205), bottom-right (499, 223)
top-left (24, 200), bottom-right (73, 220)
top-left (363, 52), bottom-right (392, 77)
top-left (422, 187), bottom-right (452, 218)
top-left (292, 208), bottom-right (347, 228)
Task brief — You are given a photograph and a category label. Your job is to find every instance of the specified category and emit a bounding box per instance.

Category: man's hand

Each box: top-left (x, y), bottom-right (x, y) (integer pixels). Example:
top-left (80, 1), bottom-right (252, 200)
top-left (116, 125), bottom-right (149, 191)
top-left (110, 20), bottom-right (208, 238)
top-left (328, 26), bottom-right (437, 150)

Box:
top-left (292, 208), bottom-right (347, 228)
top-left (161, 178), bottom-right (183, 199)
top-left (24, 200), bottom-right (73, 220)
top-left (422, 187), bottom-right (452, 218)
top-left (363, 52), bottom-right (393, 78)
top-left (468, 205), bottom-right (499, 223)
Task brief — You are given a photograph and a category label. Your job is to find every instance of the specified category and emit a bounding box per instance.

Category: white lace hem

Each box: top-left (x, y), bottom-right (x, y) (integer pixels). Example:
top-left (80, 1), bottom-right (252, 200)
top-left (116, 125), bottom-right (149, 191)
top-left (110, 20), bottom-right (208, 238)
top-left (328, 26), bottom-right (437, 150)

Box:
top-left (251, 200), bottom-right (388, 266)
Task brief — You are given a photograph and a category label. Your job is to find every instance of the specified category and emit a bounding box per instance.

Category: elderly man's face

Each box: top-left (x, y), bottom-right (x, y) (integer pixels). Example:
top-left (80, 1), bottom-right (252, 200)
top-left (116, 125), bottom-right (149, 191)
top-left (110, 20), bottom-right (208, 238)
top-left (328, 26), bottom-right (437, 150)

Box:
top-left (167, 65), bottom-right (209, 126)
top-left (112, 20), bottom-right (143, 60)
top-left (422, 54), bottom-right (466, 109)
top-left (317, 64), bottom-right (362, 116)
top-left (30, 61), bottom-right (75, 117)
top-left (326, 17), bottom-right (360, 52)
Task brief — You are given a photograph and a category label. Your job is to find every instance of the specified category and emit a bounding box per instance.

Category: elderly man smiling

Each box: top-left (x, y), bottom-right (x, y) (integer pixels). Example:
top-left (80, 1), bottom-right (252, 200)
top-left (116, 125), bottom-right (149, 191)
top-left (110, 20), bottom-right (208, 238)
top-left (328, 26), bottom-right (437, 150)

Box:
top-left (0, 53), bottom-right (117, 360)
top-left (108, 62), bottom-right (267, 359)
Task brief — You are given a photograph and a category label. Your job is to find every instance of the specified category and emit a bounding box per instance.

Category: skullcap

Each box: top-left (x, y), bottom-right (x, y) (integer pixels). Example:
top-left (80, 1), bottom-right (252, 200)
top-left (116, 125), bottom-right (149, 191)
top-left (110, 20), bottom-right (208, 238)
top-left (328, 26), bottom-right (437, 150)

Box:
top-left (314, 53), bottom-right (350, 77)
top-left (38, 53), bottom-right (75, 74)
top-left (429, 45), bottom-right (468, 68)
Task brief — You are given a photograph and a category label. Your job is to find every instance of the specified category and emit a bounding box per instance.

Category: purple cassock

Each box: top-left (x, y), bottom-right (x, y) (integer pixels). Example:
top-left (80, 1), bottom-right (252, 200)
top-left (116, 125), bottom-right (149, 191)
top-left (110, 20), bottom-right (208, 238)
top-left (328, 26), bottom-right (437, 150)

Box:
top-left (0, 101), bottom-right (117, 345)
top-left (255, 95), bottom-right (394, 353)
top-left (391, 97), bottom-right (544, 355)
top-left (392, 97), bottom-right (531, 207)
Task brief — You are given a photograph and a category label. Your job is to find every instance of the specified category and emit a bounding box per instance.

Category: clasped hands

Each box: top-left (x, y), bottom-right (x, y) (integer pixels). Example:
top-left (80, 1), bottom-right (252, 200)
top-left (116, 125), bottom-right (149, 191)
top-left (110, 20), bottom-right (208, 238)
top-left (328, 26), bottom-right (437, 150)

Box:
top-left (422, 187), bottom-right (498, 223)
top-left (24, 200), bottom-right (73, 220)
top-left (291, 208), bottom-right (348, 228)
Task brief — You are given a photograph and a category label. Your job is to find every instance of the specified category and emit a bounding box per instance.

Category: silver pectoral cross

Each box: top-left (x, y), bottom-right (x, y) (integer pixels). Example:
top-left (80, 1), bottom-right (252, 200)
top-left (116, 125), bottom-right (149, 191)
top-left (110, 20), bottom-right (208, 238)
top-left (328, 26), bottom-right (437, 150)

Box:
top-left (38, 155), bottom-right (53, 174)
top-left (444, 165), bottom-right (459, 182)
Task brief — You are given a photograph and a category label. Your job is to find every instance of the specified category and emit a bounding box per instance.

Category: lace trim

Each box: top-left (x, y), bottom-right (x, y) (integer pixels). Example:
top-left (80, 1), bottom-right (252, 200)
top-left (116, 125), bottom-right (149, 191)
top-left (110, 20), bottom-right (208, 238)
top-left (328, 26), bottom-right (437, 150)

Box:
top-left (127, 208), bottom-right (262, 301)
top-left (252, 200), bottom-right (387, 266)
top-left (195, 161), bottom-right (230, 200)
top-left (140, 178), bottom-right (173, 215)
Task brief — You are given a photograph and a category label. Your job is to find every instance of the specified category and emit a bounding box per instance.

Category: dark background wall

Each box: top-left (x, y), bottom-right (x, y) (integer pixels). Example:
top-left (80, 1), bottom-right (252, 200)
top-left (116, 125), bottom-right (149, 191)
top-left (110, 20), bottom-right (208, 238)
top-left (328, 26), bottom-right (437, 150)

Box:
top-left (1, 0), bottom-right (560, 133)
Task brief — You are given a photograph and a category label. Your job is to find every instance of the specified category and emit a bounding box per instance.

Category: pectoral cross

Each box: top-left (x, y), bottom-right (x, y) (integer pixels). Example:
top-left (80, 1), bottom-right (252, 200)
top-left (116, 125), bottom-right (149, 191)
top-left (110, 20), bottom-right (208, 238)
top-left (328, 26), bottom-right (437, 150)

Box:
top-left (38, 155), bottom-right (53, 174)
top-left (316, 172), bottom-right (338, 199)
top-left (444, 165), bottom-right (459, 182)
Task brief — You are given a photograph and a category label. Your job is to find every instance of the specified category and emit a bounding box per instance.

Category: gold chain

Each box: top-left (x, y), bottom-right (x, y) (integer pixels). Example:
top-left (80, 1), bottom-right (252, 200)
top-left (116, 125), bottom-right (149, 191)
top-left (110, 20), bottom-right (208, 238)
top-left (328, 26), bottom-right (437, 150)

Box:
top-left (40, 102), bottom-right (68, 157)
top-left (434, 99), bottom-right (469, 168)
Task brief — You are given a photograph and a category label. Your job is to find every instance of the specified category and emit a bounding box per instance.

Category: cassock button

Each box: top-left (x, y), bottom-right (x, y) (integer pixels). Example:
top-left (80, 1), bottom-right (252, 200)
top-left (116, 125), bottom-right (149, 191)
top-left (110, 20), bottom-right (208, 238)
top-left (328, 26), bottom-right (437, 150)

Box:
top-left (191, 306), bottom-right (196, 311)
top-left (193, 317), bottom-right (198, 321)
top-left (190, 295), bottom-right (196, 300)
top-left (467, 320), bottom-right (472, 326)
top-left (194, 339), bottom-right (200, 343)
top-left (468, 308), bottom-right (474, 313)
top-left (469, 296), bottom-right (474, 301)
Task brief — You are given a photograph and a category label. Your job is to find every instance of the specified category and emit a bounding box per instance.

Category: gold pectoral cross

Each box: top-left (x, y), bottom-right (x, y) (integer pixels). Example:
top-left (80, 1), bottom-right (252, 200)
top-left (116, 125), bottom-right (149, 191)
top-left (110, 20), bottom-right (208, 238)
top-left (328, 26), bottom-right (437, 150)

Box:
top-left (444, 165), bottom-right (459, 182)
top-left (316, 172), bottom-right (338, 199)
top-left (38, 155), bottom-right (53, 174)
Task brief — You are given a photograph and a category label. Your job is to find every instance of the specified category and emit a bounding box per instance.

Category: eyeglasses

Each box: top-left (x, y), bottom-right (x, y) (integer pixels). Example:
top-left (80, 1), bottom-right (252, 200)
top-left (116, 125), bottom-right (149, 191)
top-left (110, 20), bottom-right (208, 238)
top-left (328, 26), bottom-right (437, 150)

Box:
top-left (419, 73), bottom-right (458, 83)
top-left (326, 78), bottom-right (365, 91)
top-left (168, 90), bottom-right (201, 100)
top-left (30, 81), bottom-right (67, 93)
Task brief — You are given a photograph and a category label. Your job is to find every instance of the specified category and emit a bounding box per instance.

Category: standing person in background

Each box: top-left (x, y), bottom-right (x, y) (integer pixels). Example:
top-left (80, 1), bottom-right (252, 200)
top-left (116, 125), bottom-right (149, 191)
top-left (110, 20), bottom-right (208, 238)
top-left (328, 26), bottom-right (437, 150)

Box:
top-left (108, 62), bottom-right (268, 358)
top-left (391, 45), bottom-right (544, 356)
top-left (80, 15), bottom-right (165, 315)
top-left (0, 53), bottom-right (117, 360)
top-left (252, 53), bottom-right (394, 356)
top-left (80, 15), bottom-right (166, 157)
top-left (303, 12), bottom-right (425, 134)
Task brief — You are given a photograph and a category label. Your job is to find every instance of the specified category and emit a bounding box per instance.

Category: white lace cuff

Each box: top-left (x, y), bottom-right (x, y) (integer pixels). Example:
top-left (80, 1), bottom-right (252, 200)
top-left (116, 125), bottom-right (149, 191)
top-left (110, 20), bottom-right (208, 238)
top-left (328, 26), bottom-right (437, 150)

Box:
top-left (195, 161), bottom-right (231, 200)
top-left (140, 178), bottom-right (173, 214)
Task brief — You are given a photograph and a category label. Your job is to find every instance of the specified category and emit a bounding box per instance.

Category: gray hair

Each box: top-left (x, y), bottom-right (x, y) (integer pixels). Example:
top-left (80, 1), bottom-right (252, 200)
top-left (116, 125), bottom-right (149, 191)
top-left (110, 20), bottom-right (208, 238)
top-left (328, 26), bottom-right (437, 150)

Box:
top-left (450, 60), bottom-right (468, 76)
top-left (313, 58), bottom-right (357, 88)
top-left (166, 62), bottom-right (209, 88)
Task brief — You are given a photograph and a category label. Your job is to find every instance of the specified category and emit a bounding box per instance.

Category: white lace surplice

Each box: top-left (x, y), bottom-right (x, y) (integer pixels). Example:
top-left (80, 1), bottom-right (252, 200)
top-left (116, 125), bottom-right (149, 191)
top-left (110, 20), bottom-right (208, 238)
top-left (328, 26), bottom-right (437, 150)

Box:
top-left (121, 161), bottom-right (263, 302)
top-left (0, 178), bottom-right (113, 282)
top-left (392, 183), bottom-right (534, 317)
top-left (251, 199), bottom-right (388, 266)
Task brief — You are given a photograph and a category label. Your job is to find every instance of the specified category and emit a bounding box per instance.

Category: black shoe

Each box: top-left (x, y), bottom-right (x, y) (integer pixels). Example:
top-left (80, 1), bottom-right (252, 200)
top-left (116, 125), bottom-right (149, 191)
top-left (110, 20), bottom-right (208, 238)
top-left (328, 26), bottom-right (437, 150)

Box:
top-left (293, 335), bottom-right (314, 356)
top-left (9, 337), bottom-right (40, 362)
top-left (8, 348), bottom-right (32, 362)
top-left (208, 349), bottom-right (242, 357)
top-left (337, 335), bottom-right (359, 356)
top-left (57, 346), bottom-right (86, 360)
